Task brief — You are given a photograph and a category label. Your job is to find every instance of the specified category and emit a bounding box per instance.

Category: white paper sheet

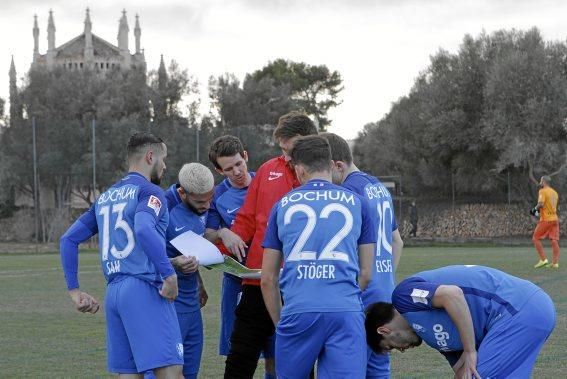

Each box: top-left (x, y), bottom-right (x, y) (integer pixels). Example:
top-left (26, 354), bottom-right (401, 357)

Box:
top-left (170, 230), bottom-right (224, 266)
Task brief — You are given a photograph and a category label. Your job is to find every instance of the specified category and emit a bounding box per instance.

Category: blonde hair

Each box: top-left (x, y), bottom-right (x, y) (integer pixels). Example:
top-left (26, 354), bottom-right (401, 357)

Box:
top-left (178, 163), bottom-right (214, 194)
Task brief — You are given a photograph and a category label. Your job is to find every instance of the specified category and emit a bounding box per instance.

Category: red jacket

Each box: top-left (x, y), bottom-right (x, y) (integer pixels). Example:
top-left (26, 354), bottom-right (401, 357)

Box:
top-left (231, 155), bottom-right (299, 285)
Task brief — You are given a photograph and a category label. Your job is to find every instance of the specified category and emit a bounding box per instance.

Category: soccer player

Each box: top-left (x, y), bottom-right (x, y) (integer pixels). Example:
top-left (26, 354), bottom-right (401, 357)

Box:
top-left (204, 135), bottom-right (278, 368)
top-left (223, 112), bottom-right (318, 379)
top-left (321, 132), bottom-right (404, 378)
top-left (60, 132), bottom-right (183, 377)
top-left (163, 162), bottom-right (214, 379)
top-left (532, 175), bottom-right (560, 268)
top-left (261, 135), bottom-right (375, 378)
top-left (365, 265), bottom-right (556, 378)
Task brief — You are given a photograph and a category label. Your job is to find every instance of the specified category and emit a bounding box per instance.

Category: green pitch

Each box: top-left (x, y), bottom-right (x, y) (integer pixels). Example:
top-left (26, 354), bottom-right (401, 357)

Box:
top-left (0, 245), bottom-right (564, 378)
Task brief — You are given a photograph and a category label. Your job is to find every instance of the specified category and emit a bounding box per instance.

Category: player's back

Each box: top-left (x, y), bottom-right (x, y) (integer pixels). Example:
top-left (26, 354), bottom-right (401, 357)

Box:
top-left (268, 179), bottom-right (372, 316)
top-left (539, 186), bottom-right (559, 221)
top-left (342, 171), bottom-right (397, 306)
top-left (94, 172), bottom-right (167, 287)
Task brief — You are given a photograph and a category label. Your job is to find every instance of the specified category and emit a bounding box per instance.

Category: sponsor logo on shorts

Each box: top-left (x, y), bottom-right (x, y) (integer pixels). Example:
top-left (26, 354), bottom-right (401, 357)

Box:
top-left (177, 343), bottom-right (184, 358)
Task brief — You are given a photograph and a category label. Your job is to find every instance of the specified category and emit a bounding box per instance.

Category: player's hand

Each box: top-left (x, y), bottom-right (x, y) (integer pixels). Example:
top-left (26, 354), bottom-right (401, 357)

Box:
top-left (68, 289), bottom-right (100, 314)
top-left (452, 351), bottom-right (481, 379)
top-left (171, 255), bottom-right (199, 274)
top-left (160, 274), bottom-right (179, 301)
top-left (199, 285), bottom-right (208, 308)
top-left (219, 228), bottom-right (248, 262)
top-left (529, 207), bottom-right (540, 217)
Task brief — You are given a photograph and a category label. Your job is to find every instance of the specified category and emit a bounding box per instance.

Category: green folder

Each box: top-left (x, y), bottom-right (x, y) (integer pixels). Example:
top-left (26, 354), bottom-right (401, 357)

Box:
top-left (205, 255), bottom-right (262, 279)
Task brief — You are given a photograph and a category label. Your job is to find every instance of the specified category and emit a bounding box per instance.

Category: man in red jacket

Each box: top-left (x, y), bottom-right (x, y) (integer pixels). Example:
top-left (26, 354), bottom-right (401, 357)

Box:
top-left (223, 111), bottom-right (318, 378)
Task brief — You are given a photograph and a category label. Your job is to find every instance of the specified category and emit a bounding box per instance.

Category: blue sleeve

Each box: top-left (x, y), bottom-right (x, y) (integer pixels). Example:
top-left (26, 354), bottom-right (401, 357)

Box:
top-left (206, 196), bottom-right (222, 229)
top-left (164, 184), bottom-right (180, 212)
top-left (262, 204), bottom-right (282, 251)
top-left (134, 211), bottom-right (175, 278)
top-left (392, 276), bottom-right (441, 314)
top-left (358, 195), bottom-right (377, 245)
top-left (60, 207), bottom-right (98, 290)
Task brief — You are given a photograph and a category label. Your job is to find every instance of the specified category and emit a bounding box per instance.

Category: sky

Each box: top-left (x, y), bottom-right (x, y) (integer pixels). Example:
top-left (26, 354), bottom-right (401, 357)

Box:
top-left (2, 0), bottom-right (567, 139)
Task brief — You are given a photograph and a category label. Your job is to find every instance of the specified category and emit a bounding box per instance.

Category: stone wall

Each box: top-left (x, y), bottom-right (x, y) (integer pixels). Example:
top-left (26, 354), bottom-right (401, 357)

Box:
top-left (400, 203), bottom-right (564, 239)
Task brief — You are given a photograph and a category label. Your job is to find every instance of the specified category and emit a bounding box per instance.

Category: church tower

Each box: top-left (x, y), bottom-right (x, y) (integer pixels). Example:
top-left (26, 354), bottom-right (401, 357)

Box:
top-left (9, 56), bottom-right (21, 122)
top-left (46, 10), bottom-right (56, 67)
top-left (32, 15), bottom-right (40, 64)
top-left (117, 10), bottom-right (131, 67)
top-left (84, 8), bottom-right (94, 66)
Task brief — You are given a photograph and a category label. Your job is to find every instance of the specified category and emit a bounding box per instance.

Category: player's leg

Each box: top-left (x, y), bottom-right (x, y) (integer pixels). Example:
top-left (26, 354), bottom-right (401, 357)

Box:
top-left (549, 221), bottom-right (560, 266)
top-left (262, 334), bottom-right (276, 379)
top-left (224, 285), bottom-right (275, 378)
top-left (476, 290), bottom-right (556, 378)
top-left (318, 312), bottom-right (366, 379)
top-left (118, 277), bottom-right (184, 374)
top-left (219, 273), bottom-right (242, 356)
top-left (366, 347), bottom-right (390, 379)
top-left (105, 280), bottom-right (139, 375)
top-left (533, 222), bottom-right (549, 267)
top-left (177, 310), bottom-right (204, 379)
top-left (275, 313), bottom-right (324, 379)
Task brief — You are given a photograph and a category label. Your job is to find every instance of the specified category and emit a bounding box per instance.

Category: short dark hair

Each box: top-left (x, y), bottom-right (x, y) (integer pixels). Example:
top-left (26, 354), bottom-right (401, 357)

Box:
top-left (127, 132), bottom-right (164, 160)
top-left (208, 135), bottom-right (245, 170)
top-left (273, 111), bottom-right (318, 140)
top-left (320, 132), bottom-right (353, 164)
top-left (290, 135), bottom-right (332, 173)
top-left (365, 302), bottom-right (396, 354)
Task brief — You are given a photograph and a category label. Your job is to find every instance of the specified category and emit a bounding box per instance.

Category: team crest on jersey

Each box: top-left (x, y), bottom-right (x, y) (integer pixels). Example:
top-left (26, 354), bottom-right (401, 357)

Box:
top-left (147, 195), bottom-right (162, 216)
top-left (199, 215), bottom-right (207, 226)
top-left (412, 323), bottom-right (426, 333)
top-left (176, 343), bottom-right (184, 358)
top-left (410, 288), bottom-right (429, 305)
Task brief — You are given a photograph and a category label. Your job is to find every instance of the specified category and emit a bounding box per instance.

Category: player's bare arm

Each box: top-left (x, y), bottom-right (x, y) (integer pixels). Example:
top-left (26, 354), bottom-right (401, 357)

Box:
top-left (260, 248), bottom-right (283, 325)
top-left (432, 285), bottom-right (481, 379)
top-left (68, 288), bottom-right (100, 314)
top-left (392, 229), bottom-right (404, 271)
top-left (197, 271), bottom-right (208, 308)
top-left (357, 243), bottom-right (375, 291)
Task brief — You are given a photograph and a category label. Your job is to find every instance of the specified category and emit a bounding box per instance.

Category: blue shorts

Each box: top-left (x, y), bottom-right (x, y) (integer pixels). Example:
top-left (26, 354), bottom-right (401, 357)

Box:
top-left (105, 276), bottom-right (183, 374)
top-left (177, 310), bottom-right (203, 377)
top-left (219, 273), bottom-right (242, 356)
top-left (219, 274), bottom-right (275, 359)
top-left (366, 348), bottom-right (390, 379)
top-left (276, 312), bottom-right (366, 379)
top-left (476, 290), bottom-right (556, 378)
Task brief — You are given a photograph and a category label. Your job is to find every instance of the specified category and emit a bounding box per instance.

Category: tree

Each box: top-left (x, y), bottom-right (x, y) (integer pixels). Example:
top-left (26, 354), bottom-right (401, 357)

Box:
top-left (251, 59), bottom-right (343, 130)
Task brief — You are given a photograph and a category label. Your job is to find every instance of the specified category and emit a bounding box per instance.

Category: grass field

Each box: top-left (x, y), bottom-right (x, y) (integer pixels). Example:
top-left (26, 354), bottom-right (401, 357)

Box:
top-left (0, 245), bottom-right (565, 378)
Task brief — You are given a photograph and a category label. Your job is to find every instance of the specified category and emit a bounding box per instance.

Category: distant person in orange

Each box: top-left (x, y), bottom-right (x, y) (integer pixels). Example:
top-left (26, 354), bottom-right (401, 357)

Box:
top-left (531, 175), bottom-right (560, 268)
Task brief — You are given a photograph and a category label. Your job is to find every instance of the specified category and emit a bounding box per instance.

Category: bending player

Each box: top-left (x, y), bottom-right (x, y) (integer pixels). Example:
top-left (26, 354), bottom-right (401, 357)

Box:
top-left (365, 265), bottom-right (556, 378)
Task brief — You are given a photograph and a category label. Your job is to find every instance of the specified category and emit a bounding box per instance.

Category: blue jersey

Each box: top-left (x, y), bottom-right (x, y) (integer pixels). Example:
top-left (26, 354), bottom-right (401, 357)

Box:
top-left (393, 265), bottom-right (542, 353)
top-left (79, 172), bottom-right (169, 287)
top-left (165, 186), bottom-right (208, 313)
top-left (206, 173), bottom-right (255, 230)
top-left (263, 179), bottom-right (376, 317)
top-left (342, 171), bottom-right (398, 306)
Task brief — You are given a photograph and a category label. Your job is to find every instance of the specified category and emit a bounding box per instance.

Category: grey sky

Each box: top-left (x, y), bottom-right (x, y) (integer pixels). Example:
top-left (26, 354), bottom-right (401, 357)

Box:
top-left (2, 0), bottom-right (567, 138)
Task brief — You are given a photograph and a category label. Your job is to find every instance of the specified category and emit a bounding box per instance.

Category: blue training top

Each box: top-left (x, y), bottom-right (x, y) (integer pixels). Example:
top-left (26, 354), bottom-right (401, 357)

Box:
top-left (164, 184), bottom-right (208, 313)
top-left (263, 179), bottom-right (377, 316)
top-left (60, 172), bottom-right (174, 290)
top-left (393, 265), bottom-right (542, 354)
top-left (342, 171), bottom-right (398, 306)
top-left (206, 173), bottom-right (255, 230)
